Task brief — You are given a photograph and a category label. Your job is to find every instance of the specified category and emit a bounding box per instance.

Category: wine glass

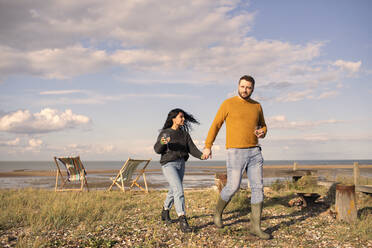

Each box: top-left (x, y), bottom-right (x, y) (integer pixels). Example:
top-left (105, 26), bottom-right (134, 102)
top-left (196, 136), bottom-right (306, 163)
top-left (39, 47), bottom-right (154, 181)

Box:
top-left (161, 132), bottom-right (170, 151)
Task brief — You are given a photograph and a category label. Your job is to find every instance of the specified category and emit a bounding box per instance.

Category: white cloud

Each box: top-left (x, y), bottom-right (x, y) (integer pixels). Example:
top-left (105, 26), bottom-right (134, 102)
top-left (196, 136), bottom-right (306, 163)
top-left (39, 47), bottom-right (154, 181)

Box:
top-left (269, 115), bottom-right (286, 122)
top-left (333, 60), bottom-right (362, 74)
top-left (288, 64), bottom-right (322, 76)
top-left (0, 137), bottom-right (44, 152)
top-left (0, 0), bottom-right (336, 86)
top-left (261, 81), bottom-right (293, 90)
top-left (0, 0), bottom-right (250, 50)
top-left (268, 134), bottom-right (372, 143)
top-left (117, 93), bottom-right (199, 98)
top-left (274, 89), bottom-right (339, 102)
top-left (28, 138), bottom-right (43, 147)
top-left (0, 108), bottom-right (91, 134)
top-left (275, 90), bottom-right (314, 102)
top-left (111, 38), bottom-right (322, 73)
top-left (39, 90), bottom-right (83, 95)
top-left (61, 143), bottom-right (116, 155)
top-left (317, 90), bottom-right (339, 99)
top-left (303, 134), bottom-right (329, 142)
top-left (0, 0), bottom-right (364, 99)
top-left (0, 137), bottom-right (20, 146)
top-left (0, 45), bottom-right (112, 79)
top-left (37, 92), bottom-right (199, 106)
top-left (267, 115), bottom-right (342, 129)
top-left (0, 35), bottom-right (323, 82)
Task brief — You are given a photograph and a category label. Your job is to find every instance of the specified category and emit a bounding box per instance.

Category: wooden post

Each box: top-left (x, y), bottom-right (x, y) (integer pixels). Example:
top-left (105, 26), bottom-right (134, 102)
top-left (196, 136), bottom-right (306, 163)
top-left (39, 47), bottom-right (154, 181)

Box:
top-left (353, 162), bottom-right (360, 186)
top-left (293, 162), bottom-right (298, 171)
top-left (247, 174), bottom-right (250, 189)
top-left (335, 184), bottom-right (357, 223)
top-left (215, 173), bottom-right (227, 192)
top-left (143, 172), bottom-right (148, 193)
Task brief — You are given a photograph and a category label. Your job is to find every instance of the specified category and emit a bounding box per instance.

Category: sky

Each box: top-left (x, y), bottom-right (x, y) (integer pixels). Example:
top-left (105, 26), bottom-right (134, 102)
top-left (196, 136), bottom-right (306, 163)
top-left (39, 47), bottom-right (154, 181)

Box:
top-left (0, 0), bottom-right (371, 161)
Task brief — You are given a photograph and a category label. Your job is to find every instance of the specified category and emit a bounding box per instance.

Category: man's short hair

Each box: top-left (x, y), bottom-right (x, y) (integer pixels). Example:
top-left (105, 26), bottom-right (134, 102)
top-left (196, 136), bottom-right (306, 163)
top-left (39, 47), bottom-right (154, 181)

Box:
top-left (239, 75), bottom-right (255, 87)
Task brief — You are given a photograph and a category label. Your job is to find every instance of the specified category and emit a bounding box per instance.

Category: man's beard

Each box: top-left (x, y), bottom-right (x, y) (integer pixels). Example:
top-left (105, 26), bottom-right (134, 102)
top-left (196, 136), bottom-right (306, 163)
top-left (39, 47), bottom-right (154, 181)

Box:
top-left (238, 91), bottom-right (252, 100)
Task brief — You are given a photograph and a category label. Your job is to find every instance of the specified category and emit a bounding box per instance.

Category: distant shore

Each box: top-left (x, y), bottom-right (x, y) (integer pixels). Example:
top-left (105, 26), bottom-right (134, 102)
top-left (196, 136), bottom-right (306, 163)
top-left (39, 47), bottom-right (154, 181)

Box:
top-left (1, 163), bottom-right (371, 190)
top-left (1, 164), bottom-right (371, 178)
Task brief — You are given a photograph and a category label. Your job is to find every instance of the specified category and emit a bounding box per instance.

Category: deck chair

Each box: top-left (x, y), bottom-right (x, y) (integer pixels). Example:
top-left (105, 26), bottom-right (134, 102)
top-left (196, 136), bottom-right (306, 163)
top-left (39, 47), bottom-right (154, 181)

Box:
top-left (107, 158), bottom-right (151, 193)
top-left (54, 156), bottom-right (89, 192)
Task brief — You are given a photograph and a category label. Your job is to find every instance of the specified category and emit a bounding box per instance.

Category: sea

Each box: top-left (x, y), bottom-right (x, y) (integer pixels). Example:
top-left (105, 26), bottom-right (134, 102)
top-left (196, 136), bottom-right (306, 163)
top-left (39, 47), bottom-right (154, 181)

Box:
top-left (0, 160), bottom-right (371, 190)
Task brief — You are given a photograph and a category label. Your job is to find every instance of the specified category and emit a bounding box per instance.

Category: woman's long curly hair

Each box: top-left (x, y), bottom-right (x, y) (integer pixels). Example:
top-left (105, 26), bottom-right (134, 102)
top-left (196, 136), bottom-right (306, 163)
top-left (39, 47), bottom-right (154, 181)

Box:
top-left (161, 108), bottom-right (199, 133)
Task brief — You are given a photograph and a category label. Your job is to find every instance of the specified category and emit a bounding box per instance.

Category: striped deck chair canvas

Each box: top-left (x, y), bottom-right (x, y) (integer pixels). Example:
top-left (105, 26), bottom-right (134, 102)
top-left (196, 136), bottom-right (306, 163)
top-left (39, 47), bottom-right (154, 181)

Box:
top-left (54, 156), bottom-right (89, 192)
top-left (107, 158), bottom-right (151, 193)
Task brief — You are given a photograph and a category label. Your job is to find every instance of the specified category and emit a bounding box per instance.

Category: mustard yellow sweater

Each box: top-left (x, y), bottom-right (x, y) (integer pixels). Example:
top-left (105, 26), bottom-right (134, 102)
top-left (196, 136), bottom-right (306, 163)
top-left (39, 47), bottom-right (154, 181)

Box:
top-left (205, 96), bottom-right (267, 149)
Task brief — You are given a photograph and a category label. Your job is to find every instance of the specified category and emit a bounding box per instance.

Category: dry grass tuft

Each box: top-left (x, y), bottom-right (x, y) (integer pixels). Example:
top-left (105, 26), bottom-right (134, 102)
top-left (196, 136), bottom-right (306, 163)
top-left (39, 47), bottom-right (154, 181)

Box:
top-left (1, 186), bottom-right (371, 247)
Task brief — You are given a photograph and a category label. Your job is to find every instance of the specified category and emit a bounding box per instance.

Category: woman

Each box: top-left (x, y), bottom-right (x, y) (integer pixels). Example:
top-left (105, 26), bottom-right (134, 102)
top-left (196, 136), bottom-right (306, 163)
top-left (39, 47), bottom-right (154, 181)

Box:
top-left (154, 108), bottom-right (205, 233)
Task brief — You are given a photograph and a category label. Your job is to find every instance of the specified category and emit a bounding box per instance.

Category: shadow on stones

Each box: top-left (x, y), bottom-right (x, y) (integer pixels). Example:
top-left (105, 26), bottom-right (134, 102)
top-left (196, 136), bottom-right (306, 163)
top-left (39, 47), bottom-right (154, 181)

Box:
top-left (192, 184), bottom-right (338, 234)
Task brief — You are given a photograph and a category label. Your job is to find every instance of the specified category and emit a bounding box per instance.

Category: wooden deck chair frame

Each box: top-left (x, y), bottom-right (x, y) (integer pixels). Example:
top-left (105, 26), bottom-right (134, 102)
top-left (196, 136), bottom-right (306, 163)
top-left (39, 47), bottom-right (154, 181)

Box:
top-left (107, 158), bottom-right (151, 193)
top-left (54, 156), bottom-right (89, 192)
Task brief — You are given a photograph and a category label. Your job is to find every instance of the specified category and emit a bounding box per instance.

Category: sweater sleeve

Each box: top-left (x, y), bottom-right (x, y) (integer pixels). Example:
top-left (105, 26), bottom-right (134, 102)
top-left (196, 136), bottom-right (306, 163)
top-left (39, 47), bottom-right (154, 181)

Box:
top-left (154, 131), bottom-right (167, 154)
top-left (258, 104), bottom-right (268, 137)
top-left (204, 101), bottom-right (228, 149)
top-left (186, 133), bottom-right (203, 159)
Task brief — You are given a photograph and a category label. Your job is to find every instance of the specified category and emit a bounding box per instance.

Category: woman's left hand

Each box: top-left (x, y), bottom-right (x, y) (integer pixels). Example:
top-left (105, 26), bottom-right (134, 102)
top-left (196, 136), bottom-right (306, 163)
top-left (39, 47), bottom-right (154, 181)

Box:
top-left (201, 154), bottom-right (208, 160)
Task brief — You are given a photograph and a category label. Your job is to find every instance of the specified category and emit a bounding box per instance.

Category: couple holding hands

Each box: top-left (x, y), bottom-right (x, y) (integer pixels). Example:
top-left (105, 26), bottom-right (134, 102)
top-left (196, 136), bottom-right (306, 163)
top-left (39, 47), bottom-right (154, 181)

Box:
top-left (154, 75), bottom-right (270, 239)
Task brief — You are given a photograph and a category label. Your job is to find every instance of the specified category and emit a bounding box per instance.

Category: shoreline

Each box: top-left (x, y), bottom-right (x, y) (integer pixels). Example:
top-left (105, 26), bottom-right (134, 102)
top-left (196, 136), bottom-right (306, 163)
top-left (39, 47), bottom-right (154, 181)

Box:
top-left (1, 164), bottom-right (371, 178)
top-left (1, 164), bottom-right (371, 190)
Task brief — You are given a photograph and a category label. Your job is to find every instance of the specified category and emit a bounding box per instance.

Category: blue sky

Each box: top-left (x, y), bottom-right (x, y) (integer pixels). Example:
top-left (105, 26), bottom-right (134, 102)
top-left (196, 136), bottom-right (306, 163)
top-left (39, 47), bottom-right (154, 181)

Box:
top-left (0, 0), bottom-right (371, 161)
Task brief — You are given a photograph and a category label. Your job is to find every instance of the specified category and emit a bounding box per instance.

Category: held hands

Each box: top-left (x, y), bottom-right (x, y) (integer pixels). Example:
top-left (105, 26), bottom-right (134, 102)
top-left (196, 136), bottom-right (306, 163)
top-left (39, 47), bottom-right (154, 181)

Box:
top-left (202, 148), bottom-right (212, 160)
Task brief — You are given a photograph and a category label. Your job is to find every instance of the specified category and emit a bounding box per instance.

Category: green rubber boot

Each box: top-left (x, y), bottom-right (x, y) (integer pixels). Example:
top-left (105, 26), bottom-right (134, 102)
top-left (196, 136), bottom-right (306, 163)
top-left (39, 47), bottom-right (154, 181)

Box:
top-left (250, 202), bottom-right (270, 240)
top-left (213, 196), bottom-right (229, 228)
top-left (178, 215), bottom-right (192, 233)
top-left (161, 208), bottom-right (172, 225)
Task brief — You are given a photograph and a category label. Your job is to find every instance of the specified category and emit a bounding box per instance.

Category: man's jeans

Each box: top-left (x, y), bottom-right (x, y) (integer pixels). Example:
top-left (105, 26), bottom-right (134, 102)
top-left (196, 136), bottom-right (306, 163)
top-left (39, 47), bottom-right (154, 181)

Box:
top-left (220, 147), bottom-right (264, 204)
top-left (161, 158), bottom-right (186, 216)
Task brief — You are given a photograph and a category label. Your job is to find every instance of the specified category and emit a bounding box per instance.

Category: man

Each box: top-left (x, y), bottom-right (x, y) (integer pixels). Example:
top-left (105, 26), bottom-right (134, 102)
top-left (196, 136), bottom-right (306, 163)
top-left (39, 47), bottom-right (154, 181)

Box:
top-left (203, 75), bottom-right (270, 239)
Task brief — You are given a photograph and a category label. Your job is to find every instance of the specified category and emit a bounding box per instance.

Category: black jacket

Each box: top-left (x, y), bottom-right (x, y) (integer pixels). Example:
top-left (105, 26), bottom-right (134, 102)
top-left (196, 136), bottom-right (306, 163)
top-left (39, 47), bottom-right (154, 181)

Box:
top-left (154, 128), bottom-right (203, 165)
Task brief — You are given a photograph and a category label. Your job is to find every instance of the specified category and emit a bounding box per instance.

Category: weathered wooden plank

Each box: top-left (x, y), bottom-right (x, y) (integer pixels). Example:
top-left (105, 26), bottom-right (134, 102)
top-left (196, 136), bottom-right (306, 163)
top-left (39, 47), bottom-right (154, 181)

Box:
top-left (354, 162), bottom-right (360, 186)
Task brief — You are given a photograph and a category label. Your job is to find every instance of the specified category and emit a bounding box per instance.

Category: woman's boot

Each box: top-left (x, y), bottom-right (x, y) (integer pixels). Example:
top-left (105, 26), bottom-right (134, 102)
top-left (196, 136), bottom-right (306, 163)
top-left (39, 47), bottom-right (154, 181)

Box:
top-left (250, 202), bottom-right (270, 239)
top-left (161, 208), bottom-right (172, 224)
top-left (178, 215), bottom-right (192, 233)
top-left (213, 196), bottom-right (229, 228)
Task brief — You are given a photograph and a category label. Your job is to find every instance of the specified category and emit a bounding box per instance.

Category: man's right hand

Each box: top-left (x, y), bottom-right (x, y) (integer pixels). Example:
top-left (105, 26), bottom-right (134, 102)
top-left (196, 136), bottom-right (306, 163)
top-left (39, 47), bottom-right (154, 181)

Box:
top-left (203, 148), bottom-right (212, 159)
